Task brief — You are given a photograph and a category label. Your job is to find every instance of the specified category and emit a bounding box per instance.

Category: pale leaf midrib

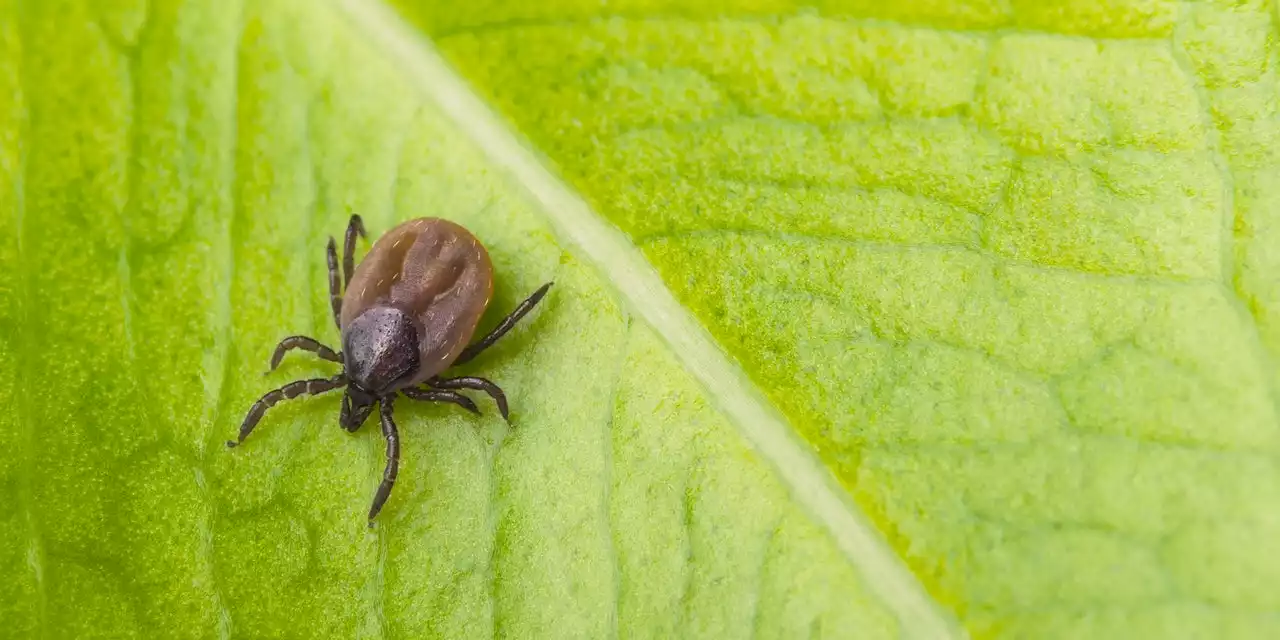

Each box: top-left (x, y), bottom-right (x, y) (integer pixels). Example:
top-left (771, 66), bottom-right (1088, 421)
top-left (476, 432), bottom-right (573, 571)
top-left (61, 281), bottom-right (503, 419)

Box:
top-left (332, 1), bottom-right (964, 638)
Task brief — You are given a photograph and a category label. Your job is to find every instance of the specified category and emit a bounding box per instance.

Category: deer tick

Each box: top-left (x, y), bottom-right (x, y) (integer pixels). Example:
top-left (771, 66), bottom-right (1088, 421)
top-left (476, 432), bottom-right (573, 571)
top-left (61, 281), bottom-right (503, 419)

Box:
top-left (227, 214), bottom-right (552, 526)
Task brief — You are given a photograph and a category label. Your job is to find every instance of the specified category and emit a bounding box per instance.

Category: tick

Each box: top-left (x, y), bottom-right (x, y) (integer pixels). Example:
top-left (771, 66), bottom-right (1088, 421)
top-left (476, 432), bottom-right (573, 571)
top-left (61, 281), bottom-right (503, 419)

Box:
top-left (227, 214), bottom-right (552, 526)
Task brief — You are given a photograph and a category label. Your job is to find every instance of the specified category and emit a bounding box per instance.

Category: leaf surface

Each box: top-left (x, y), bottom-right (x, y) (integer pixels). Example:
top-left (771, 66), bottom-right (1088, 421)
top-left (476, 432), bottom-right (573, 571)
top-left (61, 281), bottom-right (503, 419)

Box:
top-left (0, 0), bottom-right (936, 638)
top-left (380, 0), bottom-right (1280, 637)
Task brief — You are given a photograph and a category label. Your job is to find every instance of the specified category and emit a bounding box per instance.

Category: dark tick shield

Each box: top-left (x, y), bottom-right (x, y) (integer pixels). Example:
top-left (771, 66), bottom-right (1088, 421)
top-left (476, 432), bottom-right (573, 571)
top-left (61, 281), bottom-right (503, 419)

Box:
top-left (227, 214), bottom-right (552, 526)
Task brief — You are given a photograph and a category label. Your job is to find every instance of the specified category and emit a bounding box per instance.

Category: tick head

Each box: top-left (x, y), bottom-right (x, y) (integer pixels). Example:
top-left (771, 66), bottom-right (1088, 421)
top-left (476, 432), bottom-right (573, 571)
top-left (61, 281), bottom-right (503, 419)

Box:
top-left (342, 305), bottom-right (422, 396)
top-left (340, 386), bottom-right (376, 431)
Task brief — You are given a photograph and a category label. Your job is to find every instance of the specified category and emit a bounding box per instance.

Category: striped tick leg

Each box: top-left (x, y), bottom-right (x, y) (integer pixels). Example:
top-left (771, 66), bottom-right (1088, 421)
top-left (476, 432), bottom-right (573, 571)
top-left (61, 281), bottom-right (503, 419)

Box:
top-left (430, 376), bottom-right (509, 421)
top-left (368, 394), bottom-right (400, 526)
top-left (327, 214), bottom-right (367, 331)
top-left (268, 335), bottom-right (341, 372)
top-left (343, 214), bottom-right (366, 288)
top-left (326, 237), bottom-right (342, 330)
top-left (402, 387), bottom-right (481, 416)
top-left (227, 375), bottom-right (347, 448)
top-left (452, 282), bottom-right (553, 366)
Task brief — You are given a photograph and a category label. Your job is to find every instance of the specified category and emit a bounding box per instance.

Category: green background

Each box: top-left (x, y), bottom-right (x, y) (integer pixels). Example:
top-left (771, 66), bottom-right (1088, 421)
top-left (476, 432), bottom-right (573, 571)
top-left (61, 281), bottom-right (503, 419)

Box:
top-left (1, 0), bottom-right (1278, 638)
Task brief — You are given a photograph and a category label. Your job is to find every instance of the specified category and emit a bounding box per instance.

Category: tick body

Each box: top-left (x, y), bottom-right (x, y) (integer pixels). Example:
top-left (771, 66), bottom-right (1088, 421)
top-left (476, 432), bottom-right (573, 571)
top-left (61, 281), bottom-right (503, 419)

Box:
top-left (228, 215), bottom-right (552, 526)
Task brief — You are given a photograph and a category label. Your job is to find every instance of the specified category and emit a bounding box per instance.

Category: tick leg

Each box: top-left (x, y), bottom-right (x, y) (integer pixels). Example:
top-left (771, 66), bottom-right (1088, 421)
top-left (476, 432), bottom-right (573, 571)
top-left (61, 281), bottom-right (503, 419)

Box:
top-left (268, 335), bottom-right (341, 371)
top-left (430, 376), bottom-right (508, 422)
top-left (327, 237), bottom-right (342, 330)
top-left (452, 282), bottom-right (554, 367)
top-left (368, 394), bottom-right (400, 526)
top-left (343, 214), bottom-right (366, 289)
top-left (401, 387), bottom-right (481, 416)
top-left (226, 375), bottom-right (346, 448)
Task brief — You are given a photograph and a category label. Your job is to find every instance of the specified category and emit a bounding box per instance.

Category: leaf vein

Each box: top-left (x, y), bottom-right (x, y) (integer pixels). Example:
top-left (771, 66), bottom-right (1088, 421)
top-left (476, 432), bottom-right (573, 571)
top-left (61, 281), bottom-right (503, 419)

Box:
top-left (1169, 1), bottom-right (1280, 428)
top-left (333, 2), bottom-right (964, 637)
top-left (203, 5), bottom-right (249, 635)
top-left (13, 3), bottom-right (46, 635)
top-left (432, 12), bottom-right (1173, 43)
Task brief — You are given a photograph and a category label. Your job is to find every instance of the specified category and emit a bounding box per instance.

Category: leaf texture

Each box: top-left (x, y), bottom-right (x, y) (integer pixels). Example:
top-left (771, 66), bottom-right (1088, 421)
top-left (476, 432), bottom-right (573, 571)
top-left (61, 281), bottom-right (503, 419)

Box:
top-left (383, 0), bottom-right (1280, 637)
top-left (0, 0), bottom-right (924, 638)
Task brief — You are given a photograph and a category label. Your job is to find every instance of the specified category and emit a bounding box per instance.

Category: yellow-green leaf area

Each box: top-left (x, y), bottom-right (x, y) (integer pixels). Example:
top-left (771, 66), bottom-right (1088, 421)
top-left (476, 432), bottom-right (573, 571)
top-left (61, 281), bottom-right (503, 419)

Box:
top-left (0, 0), bottom-right (910, 637)
top-left (390, 0), bottom-right (1280, 637)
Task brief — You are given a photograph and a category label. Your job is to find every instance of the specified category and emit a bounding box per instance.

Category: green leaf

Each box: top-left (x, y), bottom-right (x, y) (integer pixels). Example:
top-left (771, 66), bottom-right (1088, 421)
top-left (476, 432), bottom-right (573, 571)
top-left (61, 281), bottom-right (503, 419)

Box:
top-left (6, 0), bottom-right (1280, 637)
top-left (0, 0), bottom-right (950, 638)
top-left (379, 0), bottom-right (1280, 638)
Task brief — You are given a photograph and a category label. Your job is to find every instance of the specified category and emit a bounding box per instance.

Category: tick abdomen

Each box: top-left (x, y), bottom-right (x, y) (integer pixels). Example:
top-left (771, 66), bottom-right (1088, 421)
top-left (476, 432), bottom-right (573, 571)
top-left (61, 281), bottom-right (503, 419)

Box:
top-left (341, 217), bottom-right (494, 382)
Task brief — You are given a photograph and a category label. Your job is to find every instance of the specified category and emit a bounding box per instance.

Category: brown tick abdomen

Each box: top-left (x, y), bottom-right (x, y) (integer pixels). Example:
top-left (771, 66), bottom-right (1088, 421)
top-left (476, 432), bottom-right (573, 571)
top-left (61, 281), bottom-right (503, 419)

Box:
top-left (341, 217), bottom-right (494, 382)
